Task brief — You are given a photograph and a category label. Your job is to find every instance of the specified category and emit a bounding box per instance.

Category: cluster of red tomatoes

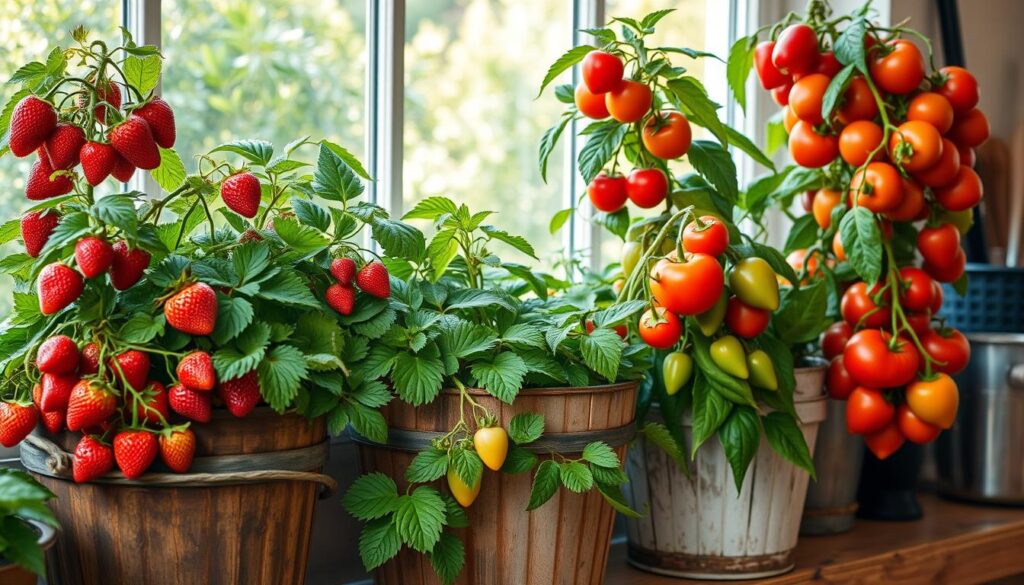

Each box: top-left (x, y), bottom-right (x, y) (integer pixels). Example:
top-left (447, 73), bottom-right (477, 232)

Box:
top-left (576, 50), bottom-right (693, 213)
top-left (753, 21), bottom-right (988, 458)
top-left (634, 216), bottom-right (782, 392)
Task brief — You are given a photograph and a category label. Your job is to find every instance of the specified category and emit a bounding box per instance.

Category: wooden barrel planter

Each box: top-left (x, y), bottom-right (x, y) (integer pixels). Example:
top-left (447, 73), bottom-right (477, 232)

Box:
top-left (624, 364), bottom-right (828, 580)
top-left (354, 382), bottom-right (638, 585)
top-left (20, 407), bottom-right (333, 585)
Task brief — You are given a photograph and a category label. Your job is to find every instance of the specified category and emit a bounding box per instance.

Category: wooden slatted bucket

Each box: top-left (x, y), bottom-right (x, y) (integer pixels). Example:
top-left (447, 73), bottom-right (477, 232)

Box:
top-left (624, 365), bottom-right (827, 580)
top-left (356, 382), bottom-right (638, 585)
top-left (20, 408), bottom-right (330, 585)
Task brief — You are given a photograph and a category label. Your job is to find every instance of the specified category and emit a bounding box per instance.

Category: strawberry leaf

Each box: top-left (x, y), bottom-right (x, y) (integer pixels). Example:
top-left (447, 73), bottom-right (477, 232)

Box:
top-left (257, 344), bottom-right (308, 412)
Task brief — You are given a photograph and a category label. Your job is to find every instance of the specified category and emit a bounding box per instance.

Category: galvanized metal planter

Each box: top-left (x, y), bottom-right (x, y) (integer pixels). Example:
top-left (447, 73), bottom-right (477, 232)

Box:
top-left (624, 365), bottom-right (828, 580)
top-left (800, 398), bottom-right (863, 535)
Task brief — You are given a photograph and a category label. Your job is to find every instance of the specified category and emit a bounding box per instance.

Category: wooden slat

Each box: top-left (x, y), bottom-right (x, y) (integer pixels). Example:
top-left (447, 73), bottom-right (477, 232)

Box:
top-left (606, 493), bottom-right (1024, 584)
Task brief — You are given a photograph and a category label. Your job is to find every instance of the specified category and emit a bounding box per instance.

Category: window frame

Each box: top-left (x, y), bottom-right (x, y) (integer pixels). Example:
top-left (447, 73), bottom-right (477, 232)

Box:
top-left (124, 0), bottom-right (752, 270)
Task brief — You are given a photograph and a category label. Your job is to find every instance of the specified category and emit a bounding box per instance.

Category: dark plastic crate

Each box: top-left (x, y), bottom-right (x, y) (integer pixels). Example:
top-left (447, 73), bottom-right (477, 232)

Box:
top-left (940, 264), bottom-right (1024, 333)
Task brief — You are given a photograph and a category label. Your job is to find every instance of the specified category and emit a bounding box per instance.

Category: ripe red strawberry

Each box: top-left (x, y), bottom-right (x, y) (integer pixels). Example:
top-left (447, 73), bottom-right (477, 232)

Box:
top-left (66, 380), bottom-right (116, 431)
top-left (38, 262), bottom-right (84, 315)
top-left (111, 152), bottom-right (136, 182)
top-left (130, 381), bottom-right (169, 425)
top-left (220, 172), bottom-right (261, 218)
top-left (326, 283), bottom-right (356, 315)
top-left (356, 261), bottom-right (391, 299)
top-left (159, 428), bottom-right (196, 473)
top-left (133, 97), bottom-right (176, 148)
top-left (43, 123), bottom-right (86, 169)
top-left (168, 384), bottom-right (212, 423)
top-left (330, 257), bottom-right (356, 285)
top-left (110, 349), bottom-right (150, 391)
top-left (26, 153), bottom-right (73, 200)
top-left (36, 335), bottom-right (80, 375)
top-left (33, 383), bottom-right (65, 434)
top-left (109, 114), bottom-right (160, 170)
top-left (75, 236), bottom-right (114, 278)
top-left (20, 210), bottom-right (60, 258)
top-left (164, 282), bottom-right (218, 336)
top-left (79, 80), bottom-right (122, 124)
top-left (40, 373), bottom-right (78, 412)
top-left (9, 96), bottom-right (57, 157)
top-left (73, 435), bottom-right (114, 483)
top-left (113, 430), bottom-right (158, 479)
top-left (0, 402), bottom-right (38, 447)
top-left (218, 371), bottom-right (261, 418)
top-left (80, 342), bottom-right (101, 375)
top-left (177, 351), bottom-right (215, 391)
top-left (110, 241), bottom-right (151, 290)
top-left (80, 141), bottom-right (117, 185)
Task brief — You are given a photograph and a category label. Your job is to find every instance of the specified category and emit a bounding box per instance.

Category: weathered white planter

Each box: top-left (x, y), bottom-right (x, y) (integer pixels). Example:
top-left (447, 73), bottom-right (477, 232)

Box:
top-left (624, 364), bottom-right (827, 580)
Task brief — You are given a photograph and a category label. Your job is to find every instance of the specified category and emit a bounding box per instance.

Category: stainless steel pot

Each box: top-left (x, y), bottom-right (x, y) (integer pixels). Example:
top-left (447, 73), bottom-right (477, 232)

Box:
top-left (800, 398), bottom-right (864, 534)
top-left (936, 333), bottom-right (1024, 504)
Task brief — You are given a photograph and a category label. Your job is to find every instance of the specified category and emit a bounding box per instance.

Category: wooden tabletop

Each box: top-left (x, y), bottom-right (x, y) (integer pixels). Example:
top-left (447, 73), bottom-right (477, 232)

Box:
top-left (605, 493), bottom-right (1024, 584)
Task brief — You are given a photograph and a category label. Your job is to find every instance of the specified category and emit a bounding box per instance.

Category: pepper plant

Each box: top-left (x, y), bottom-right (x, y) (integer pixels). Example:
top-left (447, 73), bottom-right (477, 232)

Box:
top-left (538, 9), bottom-right (824, 491)
top-left (728, 0), bottom-right (980, 458)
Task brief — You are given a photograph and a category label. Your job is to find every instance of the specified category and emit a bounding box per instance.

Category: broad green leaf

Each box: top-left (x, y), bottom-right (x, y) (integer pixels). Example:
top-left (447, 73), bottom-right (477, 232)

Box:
top-left (394, 487), bottom-right (447, 553)
top-left (686, 140), bottom-right (738, 204)
top-left (582, 442), bottom-right (620, 469)
top-left (577, 121), bottom-right (627, 184)
top-left (480, 225), bottom-right (536, 259)
top-left (559, 461), bottom-right (594, 493)
top-left (151, 147), bottom-right (186, 192)
top-left (834, 17), bottom-right (869, 73)
top-left (690, 372), bottom-right (734, 454)
top-left (342, 472), bottom-right (400, 521)
top-left (257, 344), bottom-right (308, 412)
top-left (313, 143), bottom-right (364, 201)
top-left (358, 518), bottom-right (401, 571)
top-left (212, 321), bottom-right (271, 380)
top-left (123, 54), bottom-right (161, 94)
top-left (783, 214), bottom-right (820, 254)
top-left (725, 126), bottom-right (774, 170)
top-left (526, 460), bottom-right (561, 510)
top-left (774, 281), bottom-right (829, 344)
top-left (471, 351), bottom-right (528, 403)
top-left (821, 64), bottom-right (856, 120)
top-left (763, 412), bottom-right (816, 479)
top-left (537, 45), bottom-right (595, 97)
top-left (579, 327), bottom-right (623, 382)
top-left (641, 422), bottom-right (686, 468)
top-left (539, 112), bottom-right (573, 183)
top-left (549, 208), bottom-right (573, 235)
top-left (291, 197), bottom-right (331, 231)
top-left (91, 194), bottom-right (138, 236)
top-left (392, 351), bottom-right (444, 405)
top-left (210, 140), bottom-right (274, 166)
top-left (272, 217), bottom-right (331, 255)
top-left (345, 400), bottom-right (388, 443)
top-left (406, 448), bottom-right (449, 483)
top-left (322, 139), bottom-right (371, 179)
top-left (441, 321), bottom-right (498, 358)
top-left (403, 196), bottom-right (457, 221)
top-left (372, 218), bottom-right (426, 260)
top-left (508, 412), bottom-right (545, 444)
top-left (449, 447), bottom-right (484, 487)
top-left (667, 77), bottom-right (728, 147)
top-left (720, 406), bottom-right (761, 491)
top-left (726, 35), bottom-right (756, 114)
top-left (429, 532), bottom-right (465, 585)
top-left (501, 446), bottom-right (538, 474)
top-left (591, 300), bottom-right (646, 328)
top-left (257, 269), bottom-right (320, 308)
top-left (839, 206), bottom-right (882, 284)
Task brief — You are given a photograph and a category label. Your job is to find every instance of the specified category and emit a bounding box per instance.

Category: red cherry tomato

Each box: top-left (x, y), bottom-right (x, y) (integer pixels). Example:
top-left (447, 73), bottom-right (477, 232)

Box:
top-left (958, 144), bottom-right (976, 167)
top-left (783, 105), bottom-right (800, 132)
top-left (869, 40), bottom-right (925, 95)
top-left (827, 356), bottom-right (858, 400)
top-left (772, 24), bottom-right (820, 76)
top-left (625, 168), bottom-right (668, 209)
top-left (724, 296), bottom-right (770, 339)
top-left (917, 223), bottom-right (961, 268)
top-left (605, 81), bottom-right (652, 123)
top-left (574, 84), bottom-right (610, 119)
top-left (822, 321), bottom-right (853, 360)
top-left (864, 421), bottom-right (906, 459)
top-left (925, 248), bottom-right (966, 283)
top-left (837, 77), bottom-right (879, 124)
top-left (898, 266), bottom-right (935, 312)
top-left (949, 108), bottom-right (990, 148)
top-left (638, 307), bottom-right (682, 350)
top-left (682, 215), bottom-right (729, 256)
top-left (813, 51), bottom-right (842, 77)
top-left (754, 41), bottom-right (789, 90)
top-left (921, 327), bottom-right (971, 375)
top-left (913, 138), bottom-right (961, 188)
top-left (839, 120), bottom-right (884, 167)
top-left (930, 280), bottom-right (944, 313)
top-left (934, 165), bottom-right (983, 211)
top-left (905, 311), bottom-right (932, 336)
top-left (847, 387), bottom-right (895, 435)
top-left (906, 92), bottom-right (955, 134)
top-left (649, 254), bottom-right (725, 316)
top-left (849, 162), bottom-right (904, 212)
top-left (587, 173), bottom-right (628, 212)
top-left (844, 330), bottom-right (920, 388)
top-left (789, 121), bottom-right (838, 168)
top-left (936, 66), bottom-right (980, 114)
top-left (643, 112), bottom-right (692, 160)
top-left (581, 50), bottom-right (624, 94)
top-left (789, 73), bottom-right (831, 125)
top-left (896, 405), bottom-right (941, 444)
top-left (585, 320), bottom-right (627, 339)
top-left (888, 120), bottom-right (943, 173)
top-left (772, 80), bottom-right (793, 106)
top-left (885, 178), bottom-right (926, 222)
top-left (841, 281), bottom-right (890, 329)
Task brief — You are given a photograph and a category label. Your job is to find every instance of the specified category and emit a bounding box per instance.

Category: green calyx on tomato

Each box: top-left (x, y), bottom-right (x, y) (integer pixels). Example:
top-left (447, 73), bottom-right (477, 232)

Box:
top-left (746, 349), bottom-right (778, 391)
top-left (694, 290), bottom-right (728, 336)
top-left (662, 351), bottom-right (693, 396)
top-left (728, 257), bottom-right (780, 311)
top-left (710, 335), bottom-right (748, 379)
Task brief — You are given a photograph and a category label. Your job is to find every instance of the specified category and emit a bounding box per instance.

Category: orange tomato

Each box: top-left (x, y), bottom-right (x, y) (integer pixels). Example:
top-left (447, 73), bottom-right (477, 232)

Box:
top-left (789, 121), bottom-right (838, 168)
top-left (888, 120), bottom-right (943, 172)
top-left (906, 92), bottom-right (955, 134)
top-left (789, 73), bottom-right (831, 124)
top-left (642, 112), bottom-right (692, 159)
top-left (812, 188), bottom-right (843, 229)
top-left (913, 138), bottom-right (961, 187)
top-left (896, 405), bottom-right (941, 444)
top-left (864, 421), bottom-right (906, 460)
top-left (906, 373), bottom-right (959, 429)
top-left (934, 164), bottom-right (983, 211)
top-left (783, 105), bottom-right (799, 133)
top-left (574, 83), bottom-right (609, 119)
top-left (885, 178), bottom-right (926, 222)
top-left (832, 231), bottom-right (846, 261)
top-left (870, 40), bottom-right (925, 95)
top-left (605, 80), bottom-right (652, 123)
top-left (949, 108), bottom-right (990, 148)
top-left (849, 162), bottom-right (904, 212)
top-left (839, 120), bottom-right (884, 167)
top-left (837, 77), bottom-right (879, 124)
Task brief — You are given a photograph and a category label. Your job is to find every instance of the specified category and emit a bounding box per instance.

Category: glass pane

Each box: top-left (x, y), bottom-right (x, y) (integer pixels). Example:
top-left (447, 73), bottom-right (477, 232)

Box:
top-left (0, 3), bottom-right (121, 320)
top-left (162, 0), bottom-right (367, 170)
top-left (403, 0), bottom-right (571, 268)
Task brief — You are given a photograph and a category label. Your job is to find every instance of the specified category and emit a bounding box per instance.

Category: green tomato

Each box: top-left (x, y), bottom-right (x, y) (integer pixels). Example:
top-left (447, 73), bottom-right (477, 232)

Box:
top-left (662, 351), bottom-right (693, 396)
top-left (938, 208), bottom-right (973, 236)
top-left (710, 335), bottom-right (749, 379)
top-left (694, 290), bottom-right (728, 336)
top-left (622, 241), bottom-right (642, 279)
top-left (729, 257), bottom-right (780, 311)
top-left (747, 349), bottom-right (778, 391)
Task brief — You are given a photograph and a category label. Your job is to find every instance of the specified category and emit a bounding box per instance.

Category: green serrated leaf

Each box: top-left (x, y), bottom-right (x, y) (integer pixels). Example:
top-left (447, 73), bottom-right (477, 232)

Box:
top-left (727, 35), bottom-right (756, 114)
top-left (839, 206), bottom-right (882, 284)
top-left (211, 139), bottom-right (274, 165)
top-left (342, 472), bottom-right (399, 521)
top-left (123, 54), bottom-right (161, 95)
top-left (314, 143), bottom-right (364, 201)
top-left (582, 442), bottom-right (620, 468)
top-left (151, 147), bottom-right (186, 192)
top-left (471, 351), bottom-right (527, 403)
top-left (526, 460), bottom-right (561, 510)
top-left (537, 44), bottom-right (595, 97)
top-left (501, 445), bottom-right (538, 474)
top-left (406, 448), bottom-right (450, 483)
top-left (579, 328), bottom-right (623, 381)
top-left (559, 461), bottom-right (594, 493)
top-left (508, 412), bottom-right (545, 444)
top-left (322, 139), bottom-right (371, 179)
top-left (392, 351), bottom-right (444, 405)
top-left (394, 487), bottom-right (447, 553)
top-left (720, 406), bottom-right (761, 491)
top-left (539, 112), bottom-right (573, 183)
top-left (429, 532), bottom-right (465, 585)
top-left (358, 518), bottom-right (401, 571)
top-left (686, 140), bottom-right (738, 204)
top-left (257, 344), bottom-right (308, 412)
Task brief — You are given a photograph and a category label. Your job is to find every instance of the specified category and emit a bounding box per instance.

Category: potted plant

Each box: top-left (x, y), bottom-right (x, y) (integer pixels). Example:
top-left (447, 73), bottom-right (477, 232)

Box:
top-left (729, 0), bottom-right (984, 521)
top-left (340, 195), bottom-right (653, 584)
top-left (0, 28), bottom-right (394, 584)
top-left (537, 10), bottom-right (829, 579)
top-left (0, 468), bottom-right (59, 585)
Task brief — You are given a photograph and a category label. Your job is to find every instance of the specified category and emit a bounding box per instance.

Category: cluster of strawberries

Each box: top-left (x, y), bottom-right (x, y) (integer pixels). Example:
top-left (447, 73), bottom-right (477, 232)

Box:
top-left (325, 258), bottom-right (392, 315)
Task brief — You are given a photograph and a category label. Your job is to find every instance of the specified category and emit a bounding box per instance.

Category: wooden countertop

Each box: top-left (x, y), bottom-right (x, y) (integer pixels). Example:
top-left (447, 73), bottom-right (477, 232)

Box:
top-left (605, 493), bottom-right (1024, 584)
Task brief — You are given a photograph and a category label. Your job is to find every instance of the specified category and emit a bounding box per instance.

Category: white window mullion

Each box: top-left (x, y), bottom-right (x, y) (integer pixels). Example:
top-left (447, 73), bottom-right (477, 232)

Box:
top-left (123, 0), bottom-right (161, 197)
top-left (366, 0), bottom-right (405, 233)
top-left (570, 0), bottom-right (605, 276)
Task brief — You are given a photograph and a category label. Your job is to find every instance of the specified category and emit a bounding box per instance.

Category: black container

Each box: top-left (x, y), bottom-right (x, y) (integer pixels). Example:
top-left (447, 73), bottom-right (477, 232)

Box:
top-left (856, 443), bottom-right (924, 521)
top-left (941, 264), bottom-right (1024, 334)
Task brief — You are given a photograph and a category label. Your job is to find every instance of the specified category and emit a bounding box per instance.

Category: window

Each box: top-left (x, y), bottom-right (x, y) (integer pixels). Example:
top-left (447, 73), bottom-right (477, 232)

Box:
top-left (0, 2), bottom-right (121, 319)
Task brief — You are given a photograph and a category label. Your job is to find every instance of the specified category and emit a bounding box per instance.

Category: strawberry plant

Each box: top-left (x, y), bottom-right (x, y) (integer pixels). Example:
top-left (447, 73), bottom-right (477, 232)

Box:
top-left (538, 10), bottom-right (826, 490)
top-left (728, 0), bottom-right (982, 458)
top-left (0, 468), bottom-right (58, 576)
top-left (342, 197), bottom-right (652, 582)
top-left (0, 29), bottom-right (407, 480)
